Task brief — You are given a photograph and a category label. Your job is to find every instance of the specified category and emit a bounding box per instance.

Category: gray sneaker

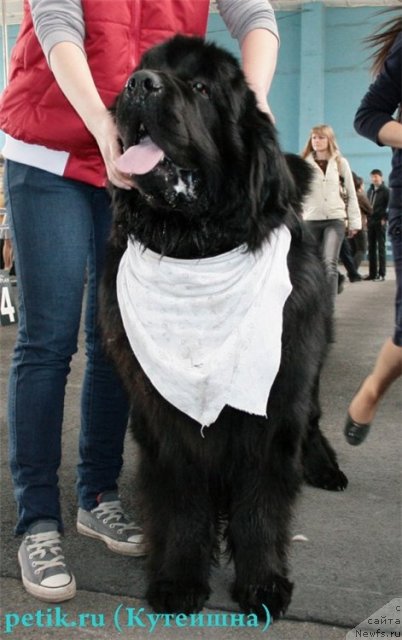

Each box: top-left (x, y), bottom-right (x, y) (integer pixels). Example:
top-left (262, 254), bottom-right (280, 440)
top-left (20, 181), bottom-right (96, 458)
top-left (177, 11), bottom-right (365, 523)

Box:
top-left (77, 491), bottom-right (147, 556)
top-left (18, 520), bottom-right (76, 602)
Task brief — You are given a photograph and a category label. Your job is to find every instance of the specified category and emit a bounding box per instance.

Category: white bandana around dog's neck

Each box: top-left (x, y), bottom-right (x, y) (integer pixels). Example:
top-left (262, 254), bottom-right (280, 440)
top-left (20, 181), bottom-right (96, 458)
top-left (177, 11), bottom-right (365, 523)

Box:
top-left (116, 225), bottom-right (292, 428)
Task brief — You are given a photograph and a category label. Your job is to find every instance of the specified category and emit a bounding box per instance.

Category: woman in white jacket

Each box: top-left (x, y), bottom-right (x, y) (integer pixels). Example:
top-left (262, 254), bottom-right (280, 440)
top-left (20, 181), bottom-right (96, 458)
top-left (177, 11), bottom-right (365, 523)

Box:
top-left (301, 124), bottom-right (362, 310)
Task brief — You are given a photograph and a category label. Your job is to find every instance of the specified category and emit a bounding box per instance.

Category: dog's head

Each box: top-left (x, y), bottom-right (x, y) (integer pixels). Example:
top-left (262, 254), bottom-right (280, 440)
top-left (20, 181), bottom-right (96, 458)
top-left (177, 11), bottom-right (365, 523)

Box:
top-left (112, 35), bottom-right (306, 258)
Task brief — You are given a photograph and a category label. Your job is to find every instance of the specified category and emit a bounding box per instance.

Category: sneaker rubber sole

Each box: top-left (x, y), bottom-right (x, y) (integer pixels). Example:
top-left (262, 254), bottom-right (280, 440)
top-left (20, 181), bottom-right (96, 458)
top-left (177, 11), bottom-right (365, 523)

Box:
top-left (18, 549), bottom-right (76, 603)
top-left (76, 521), bottom-right (148, 557)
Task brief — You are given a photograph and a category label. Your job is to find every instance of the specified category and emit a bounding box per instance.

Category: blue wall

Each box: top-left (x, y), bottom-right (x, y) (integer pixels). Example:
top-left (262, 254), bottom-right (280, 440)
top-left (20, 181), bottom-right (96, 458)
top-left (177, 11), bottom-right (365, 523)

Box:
top-left (207, 4), bottom-right (393, 189)
top-left (0, 23), bottom-right (19, 87)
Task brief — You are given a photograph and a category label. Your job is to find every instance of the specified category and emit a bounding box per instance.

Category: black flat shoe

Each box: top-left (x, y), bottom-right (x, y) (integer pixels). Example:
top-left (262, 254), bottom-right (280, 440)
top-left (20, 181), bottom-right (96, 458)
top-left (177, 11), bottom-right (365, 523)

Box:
top-left (344, 413), bottom-right (371, 446)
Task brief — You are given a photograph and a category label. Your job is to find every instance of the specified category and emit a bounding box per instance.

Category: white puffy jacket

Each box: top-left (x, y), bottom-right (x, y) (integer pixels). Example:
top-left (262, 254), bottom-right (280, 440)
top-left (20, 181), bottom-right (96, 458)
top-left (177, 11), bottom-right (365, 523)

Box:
top-left (302, 154), bottom-right (362, 231)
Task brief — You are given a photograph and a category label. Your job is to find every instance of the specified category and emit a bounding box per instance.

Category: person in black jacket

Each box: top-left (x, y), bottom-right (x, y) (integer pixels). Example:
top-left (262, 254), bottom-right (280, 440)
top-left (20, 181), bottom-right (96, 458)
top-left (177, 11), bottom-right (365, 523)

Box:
top-left (344, 12), bottom-right (402, 446)
top-left (365, 169), bottom-right (390, 280)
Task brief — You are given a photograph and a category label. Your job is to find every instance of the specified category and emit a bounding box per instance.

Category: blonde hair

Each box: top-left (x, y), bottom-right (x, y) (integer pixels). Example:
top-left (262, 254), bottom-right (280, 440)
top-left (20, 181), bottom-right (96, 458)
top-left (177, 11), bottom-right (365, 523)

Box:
top-left (301, 124), bottom-right (341, 160)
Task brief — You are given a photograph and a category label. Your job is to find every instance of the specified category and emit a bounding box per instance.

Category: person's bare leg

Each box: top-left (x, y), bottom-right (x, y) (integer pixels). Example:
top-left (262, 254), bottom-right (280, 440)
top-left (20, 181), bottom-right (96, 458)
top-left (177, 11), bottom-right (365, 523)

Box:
top-left (348, 338), bottom-right (402, 424)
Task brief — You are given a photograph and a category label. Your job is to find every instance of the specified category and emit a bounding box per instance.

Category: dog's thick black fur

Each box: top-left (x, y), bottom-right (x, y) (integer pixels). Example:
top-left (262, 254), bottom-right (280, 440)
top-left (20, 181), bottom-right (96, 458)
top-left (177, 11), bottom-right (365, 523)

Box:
top-left (101, 36), bottom-right (347, 619)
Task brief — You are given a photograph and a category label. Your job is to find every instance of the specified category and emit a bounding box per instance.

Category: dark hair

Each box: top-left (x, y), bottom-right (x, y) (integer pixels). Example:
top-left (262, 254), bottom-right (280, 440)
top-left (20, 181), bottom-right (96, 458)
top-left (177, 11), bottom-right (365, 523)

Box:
top-left (365, 9), bottom-right (402, 76)
top-left (352, 171), bottom-right (363, 190)
top-left (370, 169), bottom-right (383, 177)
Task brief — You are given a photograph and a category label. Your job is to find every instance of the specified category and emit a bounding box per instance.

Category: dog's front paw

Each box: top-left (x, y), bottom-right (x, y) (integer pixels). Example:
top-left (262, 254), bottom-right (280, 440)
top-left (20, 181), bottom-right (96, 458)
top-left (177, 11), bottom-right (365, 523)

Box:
top-left (304, 464), bottom-right (348, 491)
top-left (232, 575), bottom-right (293, 620)
top-left (147, 580), bottom-right (210, 614)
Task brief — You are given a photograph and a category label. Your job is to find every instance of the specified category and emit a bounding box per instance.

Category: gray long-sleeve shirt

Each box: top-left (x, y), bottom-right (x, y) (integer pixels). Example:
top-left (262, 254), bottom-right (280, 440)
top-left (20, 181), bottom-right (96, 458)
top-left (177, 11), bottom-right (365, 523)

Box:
top-left (29, 0), bottom-right (278, 64)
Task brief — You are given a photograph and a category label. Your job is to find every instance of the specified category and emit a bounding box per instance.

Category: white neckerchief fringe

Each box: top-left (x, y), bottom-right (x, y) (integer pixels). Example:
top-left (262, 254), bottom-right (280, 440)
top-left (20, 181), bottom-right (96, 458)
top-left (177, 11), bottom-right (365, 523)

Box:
top-left (116, 225), bottom-right (292, 428)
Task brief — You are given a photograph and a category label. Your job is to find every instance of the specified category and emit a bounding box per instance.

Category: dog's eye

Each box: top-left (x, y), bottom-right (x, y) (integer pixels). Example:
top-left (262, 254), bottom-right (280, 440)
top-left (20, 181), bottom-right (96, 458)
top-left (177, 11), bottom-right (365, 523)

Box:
top-left (192, 81), bottom-right (210, 98)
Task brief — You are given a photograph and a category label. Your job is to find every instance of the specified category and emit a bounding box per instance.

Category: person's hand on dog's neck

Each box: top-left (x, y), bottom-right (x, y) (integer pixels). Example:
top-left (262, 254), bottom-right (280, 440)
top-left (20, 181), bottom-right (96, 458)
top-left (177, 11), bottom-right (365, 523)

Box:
top-left (49, 42), bottom-right (135, 190)
top-left (241, 28), bottom-right (278, 122)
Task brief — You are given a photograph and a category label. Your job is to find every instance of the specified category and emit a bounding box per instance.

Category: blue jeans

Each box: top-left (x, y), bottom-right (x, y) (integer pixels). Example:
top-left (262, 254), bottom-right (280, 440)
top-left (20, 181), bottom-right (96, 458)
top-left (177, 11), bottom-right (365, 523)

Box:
top-left (303, 219), bottom-right (346, 310)
top-left (5, 161), bottom-right (129, 534)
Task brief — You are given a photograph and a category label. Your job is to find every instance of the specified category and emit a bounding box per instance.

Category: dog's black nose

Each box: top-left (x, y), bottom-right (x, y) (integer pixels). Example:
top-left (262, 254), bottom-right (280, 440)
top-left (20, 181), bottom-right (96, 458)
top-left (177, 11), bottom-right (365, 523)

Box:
top-left (125, 70), bottom-right (163, 99)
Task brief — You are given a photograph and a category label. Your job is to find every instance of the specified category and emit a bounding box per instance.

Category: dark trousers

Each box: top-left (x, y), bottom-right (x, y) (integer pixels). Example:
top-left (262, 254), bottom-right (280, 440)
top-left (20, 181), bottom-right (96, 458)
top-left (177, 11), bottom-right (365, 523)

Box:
top-left (389, 213), bottom-right (402, 346)
top-left (367, 222), bottom-right (386, 278)
top-left (339, 237), bottom-right (360, 279)
top-left (349, 230), bottom-right (367, 270)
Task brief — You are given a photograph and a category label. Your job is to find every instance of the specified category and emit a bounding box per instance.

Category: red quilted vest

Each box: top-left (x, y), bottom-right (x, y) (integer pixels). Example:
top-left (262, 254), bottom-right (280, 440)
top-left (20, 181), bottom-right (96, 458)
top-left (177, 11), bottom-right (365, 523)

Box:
top-left (0, 0), bottom-right (210, 186)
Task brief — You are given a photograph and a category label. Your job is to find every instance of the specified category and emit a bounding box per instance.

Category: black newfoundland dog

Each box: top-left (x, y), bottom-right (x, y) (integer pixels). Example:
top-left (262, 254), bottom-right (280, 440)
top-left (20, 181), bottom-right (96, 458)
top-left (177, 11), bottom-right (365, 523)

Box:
top-left (101, 36), bottom-right (347, 619)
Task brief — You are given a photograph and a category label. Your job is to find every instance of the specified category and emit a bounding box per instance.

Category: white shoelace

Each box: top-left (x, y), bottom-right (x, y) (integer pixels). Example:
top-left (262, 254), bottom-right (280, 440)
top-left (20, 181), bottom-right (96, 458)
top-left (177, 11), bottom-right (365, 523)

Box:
top-left (26, 531), bottom-right (66, 575)
top-left (92, 501), bottom-right (139, 534)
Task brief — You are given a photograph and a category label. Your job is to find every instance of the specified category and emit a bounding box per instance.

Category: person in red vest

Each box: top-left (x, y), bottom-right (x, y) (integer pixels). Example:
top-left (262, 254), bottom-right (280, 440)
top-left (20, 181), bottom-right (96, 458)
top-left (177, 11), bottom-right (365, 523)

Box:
top-left (0, 0), bottom-right (279, 603)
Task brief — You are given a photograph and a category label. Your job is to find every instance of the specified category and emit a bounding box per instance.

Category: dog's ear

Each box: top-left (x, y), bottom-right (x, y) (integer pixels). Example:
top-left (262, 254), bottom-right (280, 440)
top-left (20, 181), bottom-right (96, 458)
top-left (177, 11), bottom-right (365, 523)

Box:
top-left (241, 97), bottom-right (295, 244)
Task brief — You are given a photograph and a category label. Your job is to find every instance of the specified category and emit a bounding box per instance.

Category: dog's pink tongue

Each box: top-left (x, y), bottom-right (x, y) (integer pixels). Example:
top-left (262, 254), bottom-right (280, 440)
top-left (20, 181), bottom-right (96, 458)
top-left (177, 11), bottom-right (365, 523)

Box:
top-left (116, 137), bottom-right (164, 175)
